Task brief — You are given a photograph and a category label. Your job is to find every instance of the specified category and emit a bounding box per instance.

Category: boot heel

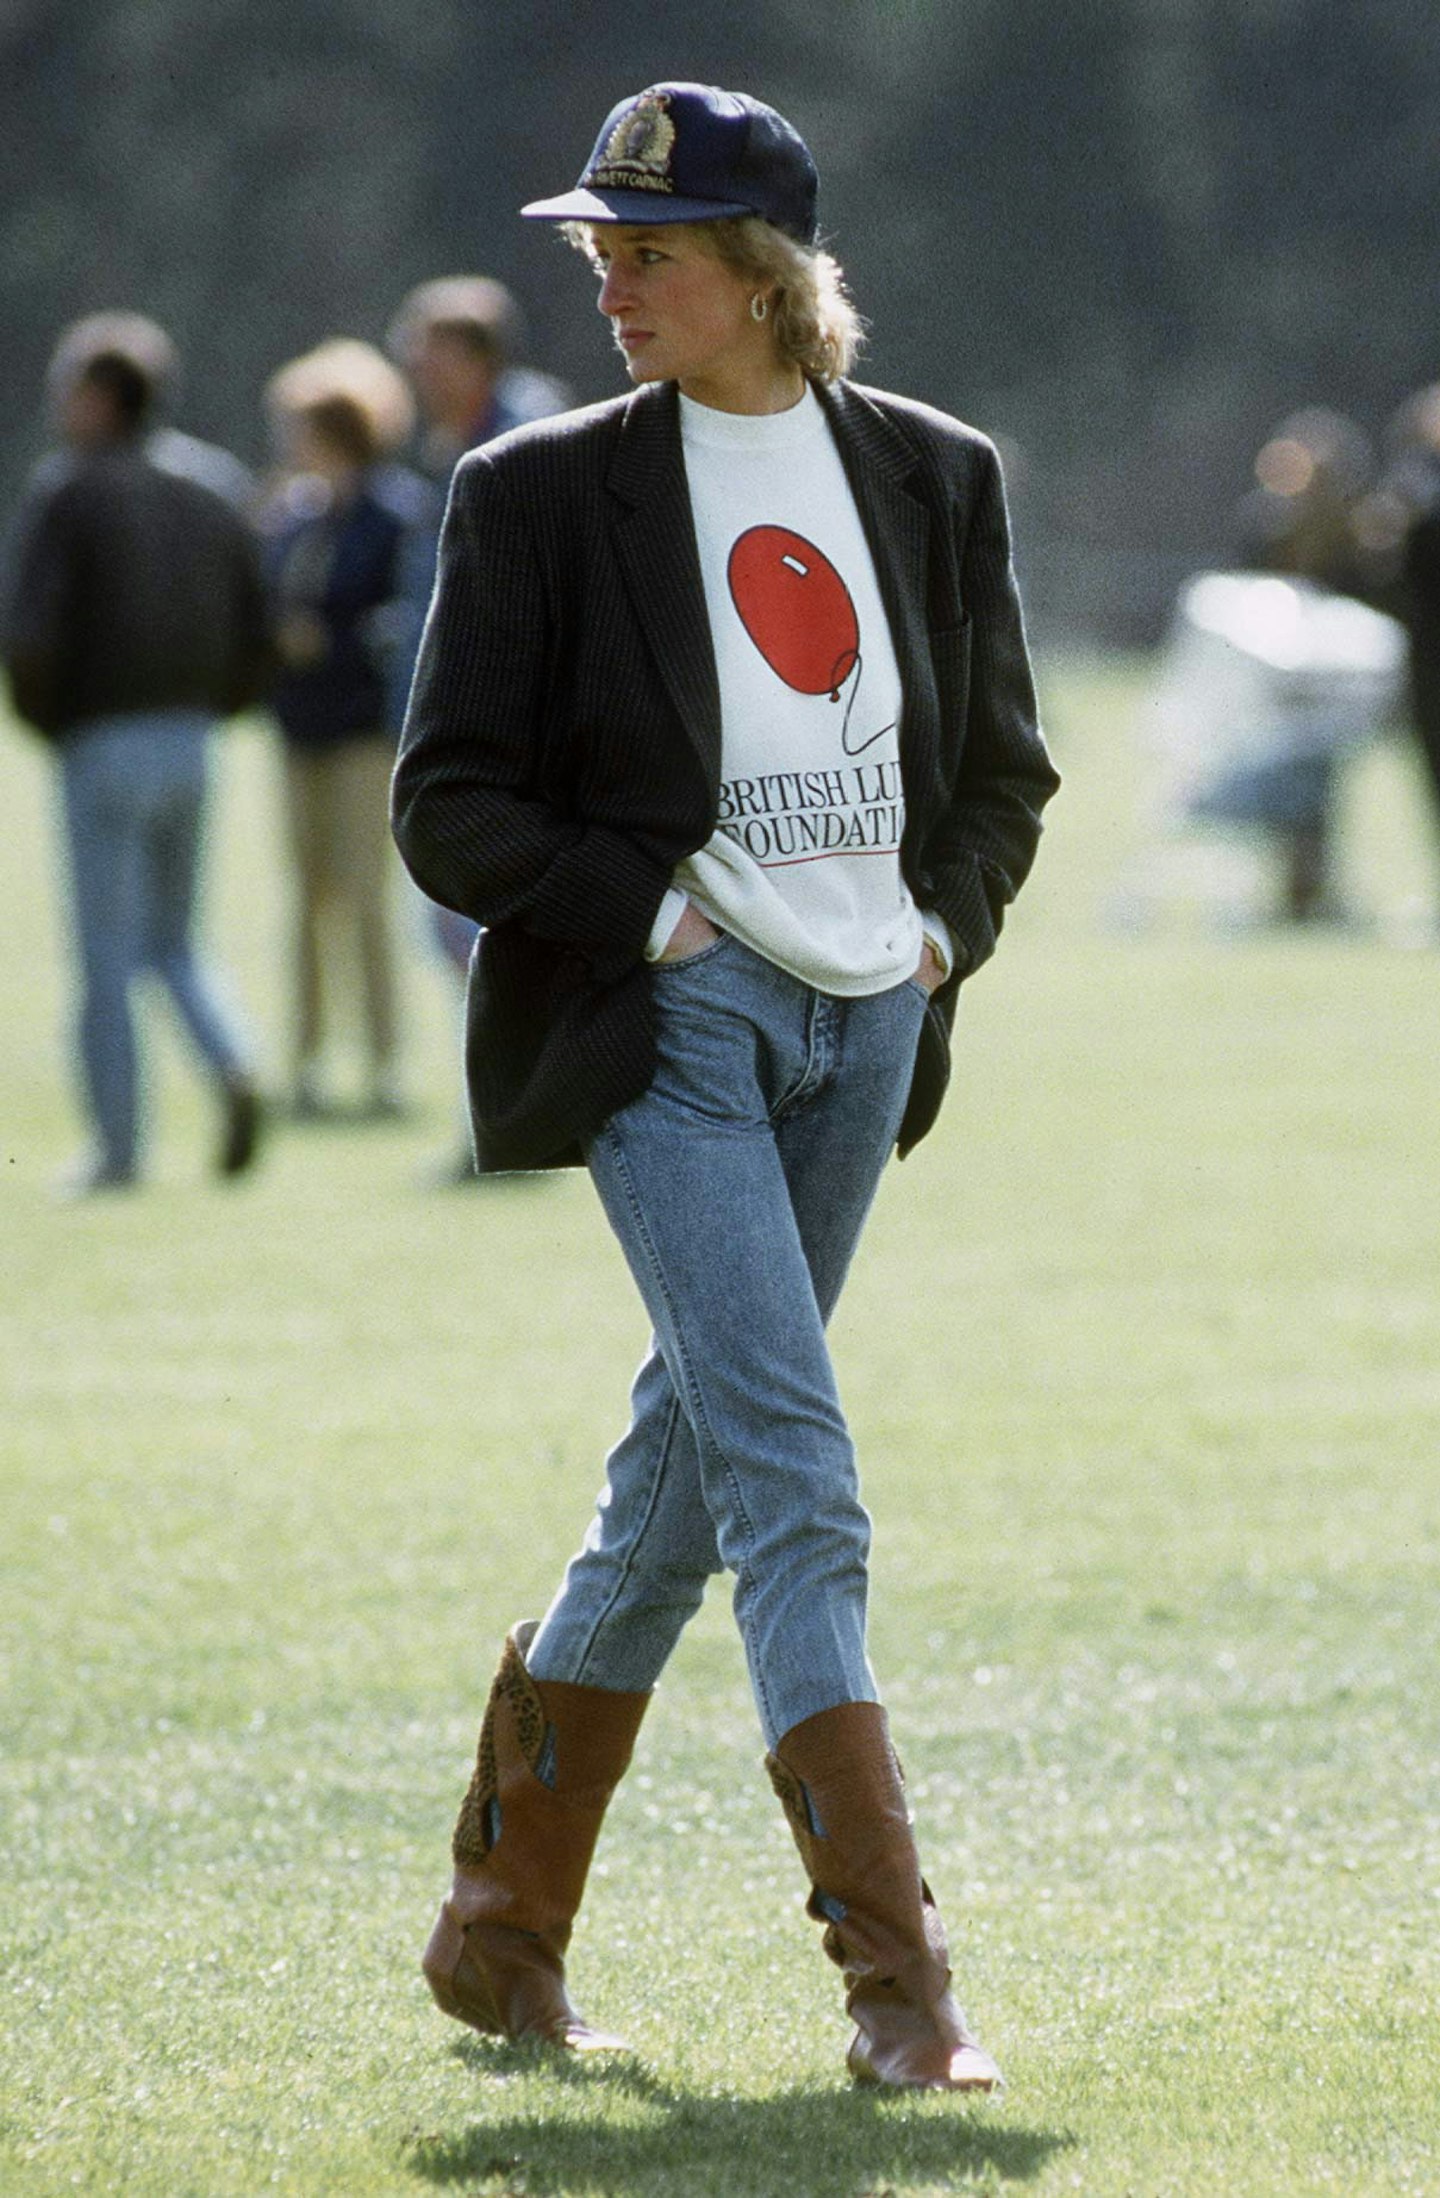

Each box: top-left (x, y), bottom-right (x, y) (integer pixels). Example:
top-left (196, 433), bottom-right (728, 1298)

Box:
top-left (421, 1902), bottom-right (503, 2032)
top-left (420, 1901), bottom-right (464, 2011)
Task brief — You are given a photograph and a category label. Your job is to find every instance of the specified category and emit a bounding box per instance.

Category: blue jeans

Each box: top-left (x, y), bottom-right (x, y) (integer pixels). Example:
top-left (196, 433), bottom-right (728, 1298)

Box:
top-left (527, 935), bottom-right (930, 1747)
top-left (59, 711), bottom-right (251, 1175)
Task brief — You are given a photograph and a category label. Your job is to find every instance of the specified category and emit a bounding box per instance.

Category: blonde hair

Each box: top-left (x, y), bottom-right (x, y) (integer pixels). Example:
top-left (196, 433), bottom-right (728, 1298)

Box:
top-left (698, 217), bottom-right (864, 384)
top-left (265, 338), bottom-right (414, 465)
top-left (565, 217), bottom-right (865, 384)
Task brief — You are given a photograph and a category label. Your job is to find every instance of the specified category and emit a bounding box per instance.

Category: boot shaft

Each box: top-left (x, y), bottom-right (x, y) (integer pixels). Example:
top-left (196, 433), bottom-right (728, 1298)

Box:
top-left (453, 1622), bottom-right (649, 1873)
top-left (450, 1622), bottom-right (649, 1928)
top-left (766, 1699), bottom-right (930, 1953)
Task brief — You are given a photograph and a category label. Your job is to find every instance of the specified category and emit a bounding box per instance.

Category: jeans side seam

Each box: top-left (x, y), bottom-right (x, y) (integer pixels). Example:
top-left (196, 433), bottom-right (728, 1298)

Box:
top-left (570, 1384), bottom-right (687, 1686)
top-left (599, 1121), bottom-right (768, 1718)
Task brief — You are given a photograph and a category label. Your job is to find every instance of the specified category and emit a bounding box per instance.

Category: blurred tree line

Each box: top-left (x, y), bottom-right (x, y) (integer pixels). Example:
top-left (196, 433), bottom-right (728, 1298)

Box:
top-left (3, 0), bottom-right (1436, 640)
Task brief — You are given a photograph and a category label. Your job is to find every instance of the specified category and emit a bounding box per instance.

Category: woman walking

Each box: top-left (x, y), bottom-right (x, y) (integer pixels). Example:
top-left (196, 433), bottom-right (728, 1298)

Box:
top-left (263, 341), bottom-right (424, 1119)
top-left (392, 80), bottom-right (1058, 2090)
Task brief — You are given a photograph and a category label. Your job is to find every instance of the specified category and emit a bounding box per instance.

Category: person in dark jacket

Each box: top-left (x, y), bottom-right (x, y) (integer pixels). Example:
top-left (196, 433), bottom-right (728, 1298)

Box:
top-left (2, 313), bottom-right (268, 1193)
top-left (261, 340), bottom-right (426, 1119)
top-left (392, 83), bottom-right (1058, 2088)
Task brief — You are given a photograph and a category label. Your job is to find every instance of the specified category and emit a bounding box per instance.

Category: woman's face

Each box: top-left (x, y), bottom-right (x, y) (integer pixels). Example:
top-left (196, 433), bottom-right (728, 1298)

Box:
top-left (590, 224), bottom-right (794, 413)
top-left (285, 416), bottom-right (358, 488)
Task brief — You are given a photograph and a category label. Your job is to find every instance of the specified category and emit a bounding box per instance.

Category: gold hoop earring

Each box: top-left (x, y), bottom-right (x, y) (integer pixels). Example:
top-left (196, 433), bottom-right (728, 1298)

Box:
top-left (750, 293), bottom-right (769, 324)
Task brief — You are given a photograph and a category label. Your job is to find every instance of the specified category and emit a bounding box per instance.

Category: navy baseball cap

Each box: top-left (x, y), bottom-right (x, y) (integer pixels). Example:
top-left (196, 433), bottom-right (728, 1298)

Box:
top-left (521, 82), bottom-right (819, 245)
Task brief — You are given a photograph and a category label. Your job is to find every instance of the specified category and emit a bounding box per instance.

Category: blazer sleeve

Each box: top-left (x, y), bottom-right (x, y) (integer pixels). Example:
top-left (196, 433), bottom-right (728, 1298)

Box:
top-left (923, 439), bottom-right (1059, 979)
top-left (390, 450), bottom-right (673, 972)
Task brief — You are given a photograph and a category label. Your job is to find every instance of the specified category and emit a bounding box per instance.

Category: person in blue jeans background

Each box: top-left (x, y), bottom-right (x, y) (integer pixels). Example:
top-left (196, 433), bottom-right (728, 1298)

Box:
top-left (392, 83), bottom-right (1058, 2088)
top-left (2, 313), bottom-right (269, 1193)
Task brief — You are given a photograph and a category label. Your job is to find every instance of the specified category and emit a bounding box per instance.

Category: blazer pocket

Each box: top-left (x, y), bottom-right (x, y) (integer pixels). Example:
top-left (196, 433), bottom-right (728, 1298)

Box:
top-left (465, 924), bottom-right (657, 1167)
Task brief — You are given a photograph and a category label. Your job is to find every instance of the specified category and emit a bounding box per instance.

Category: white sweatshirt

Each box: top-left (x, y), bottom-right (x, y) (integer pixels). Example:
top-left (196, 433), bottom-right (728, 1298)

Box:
top-left (644, 385), bottom-right (946, 994)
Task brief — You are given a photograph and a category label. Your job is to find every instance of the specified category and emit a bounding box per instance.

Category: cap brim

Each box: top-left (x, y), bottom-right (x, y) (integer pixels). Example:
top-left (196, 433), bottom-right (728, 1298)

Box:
top-left (521, 185), bottom-right (757, 226)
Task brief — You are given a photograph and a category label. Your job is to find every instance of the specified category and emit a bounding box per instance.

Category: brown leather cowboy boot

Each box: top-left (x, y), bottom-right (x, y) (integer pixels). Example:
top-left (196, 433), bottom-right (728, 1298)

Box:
top-left (767, 1699), bottom-right (1002, 2090)
top-left (421, 1620), bottom-right (649, 2049)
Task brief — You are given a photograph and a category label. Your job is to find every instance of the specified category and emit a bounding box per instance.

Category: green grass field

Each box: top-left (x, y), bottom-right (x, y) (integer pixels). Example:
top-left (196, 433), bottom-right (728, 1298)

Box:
top-left (3, 663), bottom-right (1439, 2197)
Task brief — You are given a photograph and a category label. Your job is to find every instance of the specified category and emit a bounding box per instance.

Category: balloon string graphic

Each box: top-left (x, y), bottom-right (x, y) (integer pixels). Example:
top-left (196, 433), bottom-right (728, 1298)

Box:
top-left (833, 651), bottom-right (891, 757)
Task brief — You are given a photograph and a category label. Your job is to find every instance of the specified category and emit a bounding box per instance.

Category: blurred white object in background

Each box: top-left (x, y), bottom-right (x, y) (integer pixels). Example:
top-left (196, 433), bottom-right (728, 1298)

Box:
top-left (1153, 572), bottom-right (1406, 803)
top-left (1109, 572), bottom-right (1407, 933)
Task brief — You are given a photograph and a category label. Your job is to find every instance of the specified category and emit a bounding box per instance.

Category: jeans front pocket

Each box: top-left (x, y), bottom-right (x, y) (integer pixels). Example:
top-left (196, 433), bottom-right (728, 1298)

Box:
top-left (650, 930), bottom-right (733, 981)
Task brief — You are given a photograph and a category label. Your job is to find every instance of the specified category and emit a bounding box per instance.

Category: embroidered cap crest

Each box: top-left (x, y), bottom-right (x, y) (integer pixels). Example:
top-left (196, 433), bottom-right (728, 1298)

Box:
top-left (587, 90), bottom-right (677, 194)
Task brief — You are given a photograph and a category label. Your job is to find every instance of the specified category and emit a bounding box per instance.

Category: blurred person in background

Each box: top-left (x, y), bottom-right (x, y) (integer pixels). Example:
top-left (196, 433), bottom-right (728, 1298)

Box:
top-left (1227, 406), bottom-right (1378, 921)
top-left (388, 274), bottom-right (571, 490)
top-left (45, 309), bottom-right (258, 514)
top-left (260, 339), bottom-right (426, 1121)
top-left (1130, 405), bottom-right (1404, 936)
top-left (1392, 385), bottom-right (1440, 874)
top-left (386, 277), bottom-right (571, 1179)
top-left (393, 81), bottom-right (1057, 2089)
top-left (1, 312), bottom-right (268, 1194)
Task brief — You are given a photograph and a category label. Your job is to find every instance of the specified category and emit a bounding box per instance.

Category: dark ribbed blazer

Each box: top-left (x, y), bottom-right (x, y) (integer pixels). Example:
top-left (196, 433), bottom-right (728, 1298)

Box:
top-left (391, 375), bottom-right (1059, 1172)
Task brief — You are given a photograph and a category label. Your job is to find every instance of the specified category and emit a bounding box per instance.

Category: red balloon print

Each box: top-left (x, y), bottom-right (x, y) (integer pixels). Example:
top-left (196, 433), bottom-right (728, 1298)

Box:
top-left (727, 526), bottom-right (859, 699)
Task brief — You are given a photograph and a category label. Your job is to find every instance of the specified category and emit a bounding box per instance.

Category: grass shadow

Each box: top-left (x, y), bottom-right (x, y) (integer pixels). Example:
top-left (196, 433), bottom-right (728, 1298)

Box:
top-left (403, 2043), bottom-right (1072, 2197)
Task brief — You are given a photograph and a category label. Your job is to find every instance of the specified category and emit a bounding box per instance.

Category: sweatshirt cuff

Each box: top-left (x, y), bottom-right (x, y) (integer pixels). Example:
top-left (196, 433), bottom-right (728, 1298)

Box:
top-left (644, 887), bottom-right (690, 962)
top-left (920, 911), bottom-right (955, 980)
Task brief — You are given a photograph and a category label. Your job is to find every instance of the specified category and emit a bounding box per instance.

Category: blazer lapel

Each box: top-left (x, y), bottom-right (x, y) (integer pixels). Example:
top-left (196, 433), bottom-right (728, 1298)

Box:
top-left (814, 380), bottom-right (937, 784)
top-left (607, 382), bottom-right (722, 785)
